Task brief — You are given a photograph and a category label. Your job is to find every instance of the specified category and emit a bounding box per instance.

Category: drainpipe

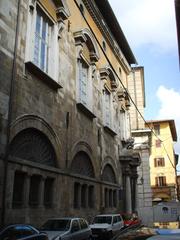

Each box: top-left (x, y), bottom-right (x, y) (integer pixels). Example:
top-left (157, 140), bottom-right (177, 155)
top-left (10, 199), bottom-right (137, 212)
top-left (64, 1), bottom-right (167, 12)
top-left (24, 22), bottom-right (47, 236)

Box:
top-left (1, 0), bottom-right (21, 227)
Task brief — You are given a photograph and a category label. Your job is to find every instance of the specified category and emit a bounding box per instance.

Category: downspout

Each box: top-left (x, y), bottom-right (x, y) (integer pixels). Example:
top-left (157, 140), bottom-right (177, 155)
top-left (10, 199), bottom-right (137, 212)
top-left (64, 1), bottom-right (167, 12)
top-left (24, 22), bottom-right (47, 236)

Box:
top-left (1, 0), bottom-right (21, 226)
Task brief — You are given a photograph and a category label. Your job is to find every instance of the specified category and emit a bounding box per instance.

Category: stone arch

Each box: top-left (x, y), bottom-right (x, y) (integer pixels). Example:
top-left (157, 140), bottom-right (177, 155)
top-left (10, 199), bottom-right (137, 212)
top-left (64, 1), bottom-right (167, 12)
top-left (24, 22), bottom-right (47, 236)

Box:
top-left (10, 114), bottom-right (61, 167)
top-left (9, 128), bottom-right (57, 167)
top-left (74, 28), bottom-right (100, 62)
top-left (71, 141), bottom-right (96, 178)
top-left (102, 163), bottom-right (117, 184)
top-left (100, 66), bottom-right (118, 90)
top-left (71, 151), bottom-right (95, 178)
top-left (82, 28), bottom-right (100, 60)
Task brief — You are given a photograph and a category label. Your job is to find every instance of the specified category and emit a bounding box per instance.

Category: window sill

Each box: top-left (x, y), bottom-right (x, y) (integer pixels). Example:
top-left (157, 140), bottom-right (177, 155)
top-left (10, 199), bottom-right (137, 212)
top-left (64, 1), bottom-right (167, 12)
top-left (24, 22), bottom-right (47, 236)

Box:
top-left (104, 125), bottom-right (117, 137)
top-left (25, 61), bottom-right (62, 90)
top-left (77, 103), bottom-right (96, 119)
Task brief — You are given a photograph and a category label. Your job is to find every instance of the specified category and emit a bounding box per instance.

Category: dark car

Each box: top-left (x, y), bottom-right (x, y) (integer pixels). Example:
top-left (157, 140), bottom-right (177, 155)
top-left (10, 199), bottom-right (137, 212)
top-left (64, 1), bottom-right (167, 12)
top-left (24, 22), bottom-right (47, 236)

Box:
top-left (121, 213), bottom-right (141, 228)
top-left (0, 224), bottom-right (48, 240)
top-left (40, 217), bottom-right (92, 240)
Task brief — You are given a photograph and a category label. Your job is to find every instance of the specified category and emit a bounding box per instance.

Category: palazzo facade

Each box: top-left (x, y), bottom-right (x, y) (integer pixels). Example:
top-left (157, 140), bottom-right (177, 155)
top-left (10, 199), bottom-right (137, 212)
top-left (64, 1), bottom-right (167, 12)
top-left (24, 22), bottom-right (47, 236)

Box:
top-left (0, 0), bottom-right (141, 227)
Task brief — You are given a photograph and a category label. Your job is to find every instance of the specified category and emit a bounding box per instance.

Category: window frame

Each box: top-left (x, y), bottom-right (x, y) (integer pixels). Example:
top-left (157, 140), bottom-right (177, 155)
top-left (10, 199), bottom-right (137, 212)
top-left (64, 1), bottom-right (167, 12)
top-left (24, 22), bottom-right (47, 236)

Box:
top-left (154, 124), bottom-right (160, 135)
top-left (155, 139), bottom-right (161, 148)
top-left (25, 1), bottom-right (59, 82)
top-left (154, 157), bottom-right (165, 167)
top-left (78, 57), bottom-right (90, 107)
top-left (155, 176), bottom-right (166, 186)
top-left (103, 88), bottom-right (112, 128)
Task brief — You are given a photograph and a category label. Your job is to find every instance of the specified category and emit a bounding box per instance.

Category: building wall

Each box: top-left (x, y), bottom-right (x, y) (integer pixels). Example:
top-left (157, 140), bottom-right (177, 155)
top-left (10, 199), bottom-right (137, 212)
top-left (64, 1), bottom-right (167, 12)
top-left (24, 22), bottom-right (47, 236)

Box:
top-left (128, 67), bottom-right (145, 130)
top-left (0, 0), bottom-right (20, 225)
top-left (0, 0), bottom-right (137, 227)
top-left (146, 121), bottom-right (177, 201)
top-left (128, 67), bottom-right (153, 226)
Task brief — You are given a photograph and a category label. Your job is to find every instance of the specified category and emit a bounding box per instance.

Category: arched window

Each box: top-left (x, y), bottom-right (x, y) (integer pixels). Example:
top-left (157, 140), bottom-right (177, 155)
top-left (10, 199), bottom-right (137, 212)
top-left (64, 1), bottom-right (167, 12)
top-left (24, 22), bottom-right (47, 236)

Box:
top-left (71, 151), bottom-right (95, 178)
top-left (9, 128), bottom-right (57, 167)
top-left (102, 164), bottom-right (116, 183)
top-left (74, 29), bottom-right (99, 113)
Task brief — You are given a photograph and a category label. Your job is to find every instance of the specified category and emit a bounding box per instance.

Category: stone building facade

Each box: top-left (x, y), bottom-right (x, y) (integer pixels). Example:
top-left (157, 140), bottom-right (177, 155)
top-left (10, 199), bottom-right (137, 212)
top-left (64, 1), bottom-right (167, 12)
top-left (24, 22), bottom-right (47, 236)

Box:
top-left (128, 67), bottom-right (153, 226)
top-left (0, 0), bottom-right (141, 227)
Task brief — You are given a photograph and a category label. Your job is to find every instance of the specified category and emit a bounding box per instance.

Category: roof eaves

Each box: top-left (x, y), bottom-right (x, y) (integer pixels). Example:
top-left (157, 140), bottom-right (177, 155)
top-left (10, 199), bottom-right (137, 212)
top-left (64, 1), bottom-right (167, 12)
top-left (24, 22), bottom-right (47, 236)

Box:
top-left (94, 0), bottom-right (137, 65)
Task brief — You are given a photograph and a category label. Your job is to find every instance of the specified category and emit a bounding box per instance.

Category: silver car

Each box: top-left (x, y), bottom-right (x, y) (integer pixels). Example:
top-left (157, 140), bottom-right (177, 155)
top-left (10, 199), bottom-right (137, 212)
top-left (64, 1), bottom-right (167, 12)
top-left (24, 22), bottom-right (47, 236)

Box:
top-left (90, 214), bottom-right (124, 239)
top-left (40, 217), bottom-right (92, 240)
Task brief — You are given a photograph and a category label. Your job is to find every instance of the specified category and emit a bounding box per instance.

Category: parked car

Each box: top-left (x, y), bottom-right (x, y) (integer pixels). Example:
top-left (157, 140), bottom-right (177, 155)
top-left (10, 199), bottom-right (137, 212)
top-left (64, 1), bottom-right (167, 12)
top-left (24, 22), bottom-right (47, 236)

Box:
top-left (40, 217), bottom-right (92, 240)
top-left (146, 235), bottom-right (180, 240)
top-left (146, 229), bottom-right (180, 239)
top-left (90, 214), bottom-right (124, 239)
top-left (0, 224), bottom-right (48, 240)
top-left (121, 213), bottom-right (141, 228)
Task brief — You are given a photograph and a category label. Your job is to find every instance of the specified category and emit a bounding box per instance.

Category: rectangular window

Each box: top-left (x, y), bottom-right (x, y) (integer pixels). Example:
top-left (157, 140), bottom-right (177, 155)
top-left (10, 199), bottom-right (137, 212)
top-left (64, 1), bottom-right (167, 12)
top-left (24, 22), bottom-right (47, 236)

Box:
top-left (154, 124), bottom-right (160, 135)
top-left (44, 178), bottom-right (54, 207)
top-left (79, 60), bottom-right (88, 106)
top-left (74, 182), bottom-right (80, 209)
top-left (155, 176), bottom-right (166, 186)
top-left (34, 8), bottom-right (51, 73)
top-left (154, 158), bottom-right (165, 167)
top-left (155, 139), bottom-right (161, 148)
top-left (12, 171), bottom-right (26, 208)
top-left (88, 186), bottom-right (94, 208)
top-left (29, 175), bottom-right (41, 206)
top-left (113, 190), bottom-right (117, 207)
top-left (104, 89), bottom-right (111, 127)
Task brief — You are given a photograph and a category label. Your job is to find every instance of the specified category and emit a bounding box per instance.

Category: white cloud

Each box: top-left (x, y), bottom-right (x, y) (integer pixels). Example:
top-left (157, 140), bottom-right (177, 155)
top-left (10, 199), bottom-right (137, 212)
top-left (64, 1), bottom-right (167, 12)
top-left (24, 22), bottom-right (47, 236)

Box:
top-left (109, 0), bottom-right (177, 54)
top-left (156, 86), bottom-right (180, 157)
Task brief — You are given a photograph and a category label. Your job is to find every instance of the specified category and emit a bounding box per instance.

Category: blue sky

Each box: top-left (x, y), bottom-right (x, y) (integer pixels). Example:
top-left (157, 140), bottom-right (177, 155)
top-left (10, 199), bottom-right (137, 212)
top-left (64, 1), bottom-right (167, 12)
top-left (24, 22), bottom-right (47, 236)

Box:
top-left (108, 0), bottom-right (180, 167)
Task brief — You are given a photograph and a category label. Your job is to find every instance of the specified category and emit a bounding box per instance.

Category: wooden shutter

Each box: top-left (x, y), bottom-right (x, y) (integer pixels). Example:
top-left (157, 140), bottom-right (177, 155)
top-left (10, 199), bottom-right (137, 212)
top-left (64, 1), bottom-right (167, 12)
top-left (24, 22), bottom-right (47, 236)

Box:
top-left (154, 158), bottom-right (157, 167)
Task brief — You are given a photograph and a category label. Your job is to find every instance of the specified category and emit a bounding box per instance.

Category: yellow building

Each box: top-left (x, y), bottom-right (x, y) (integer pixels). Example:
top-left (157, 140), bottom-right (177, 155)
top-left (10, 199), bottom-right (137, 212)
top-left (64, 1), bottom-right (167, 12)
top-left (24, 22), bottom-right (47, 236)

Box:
top-left (145, 120), bottom-right (178, 202)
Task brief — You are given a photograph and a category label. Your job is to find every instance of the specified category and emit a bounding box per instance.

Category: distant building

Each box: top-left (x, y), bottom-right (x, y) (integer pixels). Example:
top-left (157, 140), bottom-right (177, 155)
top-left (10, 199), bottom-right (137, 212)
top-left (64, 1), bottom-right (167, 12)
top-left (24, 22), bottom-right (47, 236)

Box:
top-left (145, 120), bottom-right (178, 203)
top-left (153, 201), bottom-right (180, 229)
top-left (128, 67), bottom-right (153, 227)
top-left (176, 175), bottom-right (180, 200)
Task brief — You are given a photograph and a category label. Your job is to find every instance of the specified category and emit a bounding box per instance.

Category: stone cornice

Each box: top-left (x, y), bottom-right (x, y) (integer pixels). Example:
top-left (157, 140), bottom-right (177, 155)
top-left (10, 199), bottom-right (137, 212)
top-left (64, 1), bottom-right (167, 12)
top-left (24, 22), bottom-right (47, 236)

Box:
top-left (82, 0), bottom-right (131, 73)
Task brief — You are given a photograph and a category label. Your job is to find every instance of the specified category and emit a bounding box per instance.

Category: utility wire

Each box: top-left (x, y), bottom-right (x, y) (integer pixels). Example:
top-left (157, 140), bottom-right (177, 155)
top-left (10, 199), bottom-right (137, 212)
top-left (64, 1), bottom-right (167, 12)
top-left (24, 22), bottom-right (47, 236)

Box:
top-left (73, 0), bottom-right (178, 170)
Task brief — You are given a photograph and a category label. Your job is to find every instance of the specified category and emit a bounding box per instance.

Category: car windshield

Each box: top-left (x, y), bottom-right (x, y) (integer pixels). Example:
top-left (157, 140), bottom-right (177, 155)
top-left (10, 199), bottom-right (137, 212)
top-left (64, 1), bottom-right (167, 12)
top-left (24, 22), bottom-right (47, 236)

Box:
top-left (41, 219), bottom-right (71, 231)
top-left (93, 216), bottom-right (112, 224)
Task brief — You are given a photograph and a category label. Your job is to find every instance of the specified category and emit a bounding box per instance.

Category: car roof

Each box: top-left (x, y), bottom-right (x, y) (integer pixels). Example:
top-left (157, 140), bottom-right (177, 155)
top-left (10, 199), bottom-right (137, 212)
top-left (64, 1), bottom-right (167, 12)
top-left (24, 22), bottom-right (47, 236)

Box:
top-left (147, 235), bottom-right (180, 240)
top-left (2, 224), bottom-right (36, 230)
top-left (95, 214), bottom-right (120, 217)
top-left (156, 229), bottom-right (180, 235)
top-left (46, 217), bottom-right (82, 220)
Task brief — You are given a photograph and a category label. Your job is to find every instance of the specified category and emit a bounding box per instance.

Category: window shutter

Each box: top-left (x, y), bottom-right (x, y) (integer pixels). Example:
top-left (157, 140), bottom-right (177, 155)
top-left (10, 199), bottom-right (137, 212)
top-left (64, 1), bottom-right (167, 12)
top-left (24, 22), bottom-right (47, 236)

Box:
top-left (105, 91), bottom-right (110, 127)
top-left (154, 158), bottom-right (157, 167)
top-left (162, 158), bottom-right (165, 166)
top-left (155, 177), bottom-right (158, 186)
top-left (79, 61), bottom-right (88, 106)
top-left (163, 176), bottom-right (166, 186)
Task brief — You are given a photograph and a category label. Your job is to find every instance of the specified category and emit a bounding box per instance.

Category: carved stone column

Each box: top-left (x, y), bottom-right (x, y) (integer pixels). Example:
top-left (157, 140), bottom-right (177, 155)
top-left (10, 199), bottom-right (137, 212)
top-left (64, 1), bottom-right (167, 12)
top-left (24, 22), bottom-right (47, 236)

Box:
top-left (125, 173), bottom-right (132, 213)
